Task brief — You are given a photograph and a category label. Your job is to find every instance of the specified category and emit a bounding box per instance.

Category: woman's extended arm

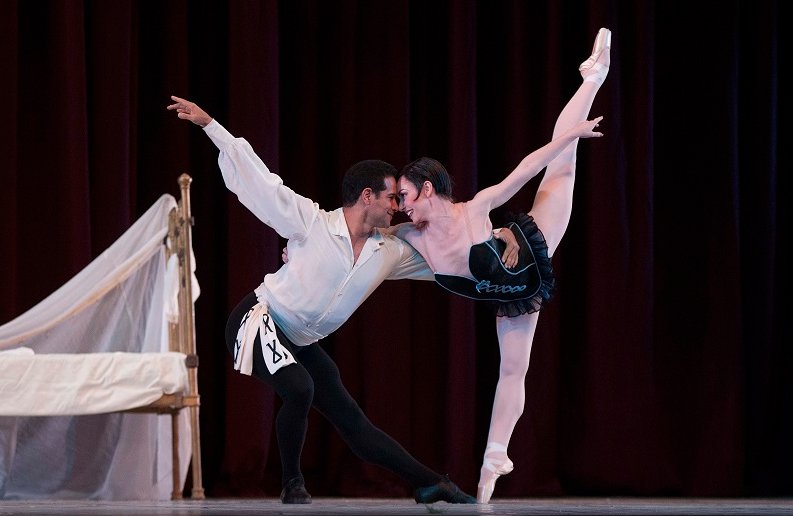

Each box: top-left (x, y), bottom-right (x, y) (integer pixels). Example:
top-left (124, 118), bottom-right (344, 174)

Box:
top-left (472, 116), bottom-right (603, 211)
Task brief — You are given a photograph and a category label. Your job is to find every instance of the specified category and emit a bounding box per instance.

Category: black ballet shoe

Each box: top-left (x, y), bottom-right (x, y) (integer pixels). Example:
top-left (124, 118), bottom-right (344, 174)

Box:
top-left (414, 474), bottom-right (477, 504)
top-left (280, 477), bottom-right (312, 504)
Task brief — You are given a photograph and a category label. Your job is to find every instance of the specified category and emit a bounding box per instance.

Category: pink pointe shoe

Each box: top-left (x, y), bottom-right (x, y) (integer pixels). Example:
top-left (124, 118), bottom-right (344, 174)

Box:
top-left (579, 27), bottom-right (611, 84)
top-left (476, 442), bottom-right (514, 504)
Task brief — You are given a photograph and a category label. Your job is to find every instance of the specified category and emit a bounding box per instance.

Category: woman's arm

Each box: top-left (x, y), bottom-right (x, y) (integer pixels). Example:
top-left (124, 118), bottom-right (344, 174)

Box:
top-left (472, 116), bottom-right (603, 211)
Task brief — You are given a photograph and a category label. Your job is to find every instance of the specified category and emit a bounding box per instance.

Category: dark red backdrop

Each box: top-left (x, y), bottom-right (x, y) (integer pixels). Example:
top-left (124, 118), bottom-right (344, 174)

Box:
top-left (1, 0), bottom-right (789, 499)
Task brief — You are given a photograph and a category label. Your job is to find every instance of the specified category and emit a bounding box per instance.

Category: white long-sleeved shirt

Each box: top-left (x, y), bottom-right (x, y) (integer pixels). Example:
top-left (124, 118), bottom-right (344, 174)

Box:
top-left (204, 120), bottom-right (432, 346)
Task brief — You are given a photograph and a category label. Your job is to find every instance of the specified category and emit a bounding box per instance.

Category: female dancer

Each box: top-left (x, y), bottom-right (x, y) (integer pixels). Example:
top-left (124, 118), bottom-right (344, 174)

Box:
top-left (390, 28), bottom-right (611, 503)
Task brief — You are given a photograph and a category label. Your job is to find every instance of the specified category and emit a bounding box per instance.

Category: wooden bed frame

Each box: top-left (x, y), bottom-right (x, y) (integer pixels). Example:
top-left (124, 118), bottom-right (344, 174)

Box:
top-left (126, 174), bottom-right (204, 500)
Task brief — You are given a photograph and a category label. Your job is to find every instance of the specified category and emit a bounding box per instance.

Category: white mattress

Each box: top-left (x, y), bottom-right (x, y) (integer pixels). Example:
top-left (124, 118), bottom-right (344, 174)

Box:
top-left (0, 347), bottom-right (188, 416)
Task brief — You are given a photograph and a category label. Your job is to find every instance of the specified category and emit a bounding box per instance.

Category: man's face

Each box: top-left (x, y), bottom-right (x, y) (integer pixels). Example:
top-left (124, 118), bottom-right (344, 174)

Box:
top-left (370, 176), bottom-right (399, 227)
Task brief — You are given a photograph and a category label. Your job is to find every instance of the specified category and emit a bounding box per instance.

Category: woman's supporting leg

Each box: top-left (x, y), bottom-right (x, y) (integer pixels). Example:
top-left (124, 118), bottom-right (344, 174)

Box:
top-left (477, 311), bottom-right (538, 503)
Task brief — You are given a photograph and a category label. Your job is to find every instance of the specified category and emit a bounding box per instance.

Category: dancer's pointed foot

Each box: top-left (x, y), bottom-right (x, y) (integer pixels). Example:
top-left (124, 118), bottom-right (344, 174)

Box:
top-left (476, 442), bottom-right (514, 504)
top-left (579, 27), bottom-right (611, 85)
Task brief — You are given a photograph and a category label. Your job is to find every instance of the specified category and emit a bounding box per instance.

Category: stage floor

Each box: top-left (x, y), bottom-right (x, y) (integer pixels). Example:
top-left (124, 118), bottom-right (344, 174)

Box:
top-left (1, 498), bottom-right (792, 515)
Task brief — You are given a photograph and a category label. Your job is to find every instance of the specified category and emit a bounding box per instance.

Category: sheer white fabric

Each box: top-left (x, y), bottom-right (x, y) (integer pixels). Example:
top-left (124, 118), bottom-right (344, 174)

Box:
top-left (0, 194), bottom-right (197, 500)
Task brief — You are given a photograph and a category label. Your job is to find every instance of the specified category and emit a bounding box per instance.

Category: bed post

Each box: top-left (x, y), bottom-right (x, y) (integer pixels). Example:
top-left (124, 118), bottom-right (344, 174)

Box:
top-left (177, 173), bottom-right (205, 499)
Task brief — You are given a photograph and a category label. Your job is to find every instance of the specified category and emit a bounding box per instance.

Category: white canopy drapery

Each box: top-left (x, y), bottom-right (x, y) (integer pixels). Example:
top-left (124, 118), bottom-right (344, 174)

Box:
top-left (0, 194), bottom-right (198, 500)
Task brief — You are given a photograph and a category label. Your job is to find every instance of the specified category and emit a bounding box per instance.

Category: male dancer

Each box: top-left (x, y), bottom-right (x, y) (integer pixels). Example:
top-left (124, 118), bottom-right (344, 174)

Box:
top-left (167, 96), bottom-right (513, 504)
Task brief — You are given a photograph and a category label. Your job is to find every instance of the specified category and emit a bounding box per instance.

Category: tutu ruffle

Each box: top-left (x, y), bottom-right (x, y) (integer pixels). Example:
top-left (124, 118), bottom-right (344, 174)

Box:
top-left (490, 212), bottom-right (555, 317)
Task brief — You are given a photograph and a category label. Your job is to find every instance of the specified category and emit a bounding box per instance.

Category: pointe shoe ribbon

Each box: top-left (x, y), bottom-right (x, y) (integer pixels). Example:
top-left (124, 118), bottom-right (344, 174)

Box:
top-left (579, 28), bottom-right (611, 84)
top-left (476, 442), bottom-right (514, 504)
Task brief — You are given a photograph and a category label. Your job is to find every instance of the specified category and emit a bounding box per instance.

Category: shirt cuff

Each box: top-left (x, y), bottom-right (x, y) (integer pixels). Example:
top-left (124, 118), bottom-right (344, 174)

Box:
top-left (203, 119), bottom-right (235, 147)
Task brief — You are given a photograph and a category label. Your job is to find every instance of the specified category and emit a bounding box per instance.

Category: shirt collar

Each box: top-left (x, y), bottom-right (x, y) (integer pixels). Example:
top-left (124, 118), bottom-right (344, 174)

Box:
top-left (329, 207), bottom-right (349, 237)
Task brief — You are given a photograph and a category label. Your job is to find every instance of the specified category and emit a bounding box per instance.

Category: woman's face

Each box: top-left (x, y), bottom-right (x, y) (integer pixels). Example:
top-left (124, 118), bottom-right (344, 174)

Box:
top-left (398, 177), bottom-right (427, 224)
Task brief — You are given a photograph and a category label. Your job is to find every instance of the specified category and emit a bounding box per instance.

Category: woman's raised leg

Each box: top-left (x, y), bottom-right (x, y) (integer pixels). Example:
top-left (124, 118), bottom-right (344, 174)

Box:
top-left (531, 28), bottom-right (610, 256)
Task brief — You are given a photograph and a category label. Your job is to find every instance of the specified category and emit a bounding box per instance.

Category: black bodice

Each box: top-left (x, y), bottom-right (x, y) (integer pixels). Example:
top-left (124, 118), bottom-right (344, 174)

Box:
top-left (433, 222), bottom-right (542, 302)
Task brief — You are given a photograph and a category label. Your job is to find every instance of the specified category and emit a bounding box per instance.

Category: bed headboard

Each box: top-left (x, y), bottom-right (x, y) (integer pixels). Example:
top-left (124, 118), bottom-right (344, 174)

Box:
top-left (160, 174), bottom-right (204, 499)
top-left (0, 174), bottom-right (205, 501)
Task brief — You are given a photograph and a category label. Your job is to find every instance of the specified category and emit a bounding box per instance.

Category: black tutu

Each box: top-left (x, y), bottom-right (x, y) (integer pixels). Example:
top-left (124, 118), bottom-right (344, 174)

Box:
top-left (432, 212), bottom-right (556, 318)
top-left (489, 212), bottom-right (555, 317)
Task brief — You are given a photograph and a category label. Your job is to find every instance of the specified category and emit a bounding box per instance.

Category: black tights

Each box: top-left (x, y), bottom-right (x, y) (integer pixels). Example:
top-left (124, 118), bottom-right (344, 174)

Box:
top-left (226, 292), bottom-right (441, 489)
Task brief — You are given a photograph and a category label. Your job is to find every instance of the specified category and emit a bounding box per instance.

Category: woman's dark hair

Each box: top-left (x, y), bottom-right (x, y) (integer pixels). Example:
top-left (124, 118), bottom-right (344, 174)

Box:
top-left (341, 159), bottom-right (397, 207)
top-left (399, 157), bottom-right (454, 201)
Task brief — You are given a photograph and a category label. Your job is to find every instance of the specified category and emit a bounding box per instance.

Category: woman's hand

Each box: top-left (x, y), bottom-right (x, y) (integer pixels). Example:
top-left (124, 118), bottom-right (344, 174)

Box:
top-left (493, 227), bottom-right (520, 269)
top-left (571, 115), bottom-right (605, 138)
